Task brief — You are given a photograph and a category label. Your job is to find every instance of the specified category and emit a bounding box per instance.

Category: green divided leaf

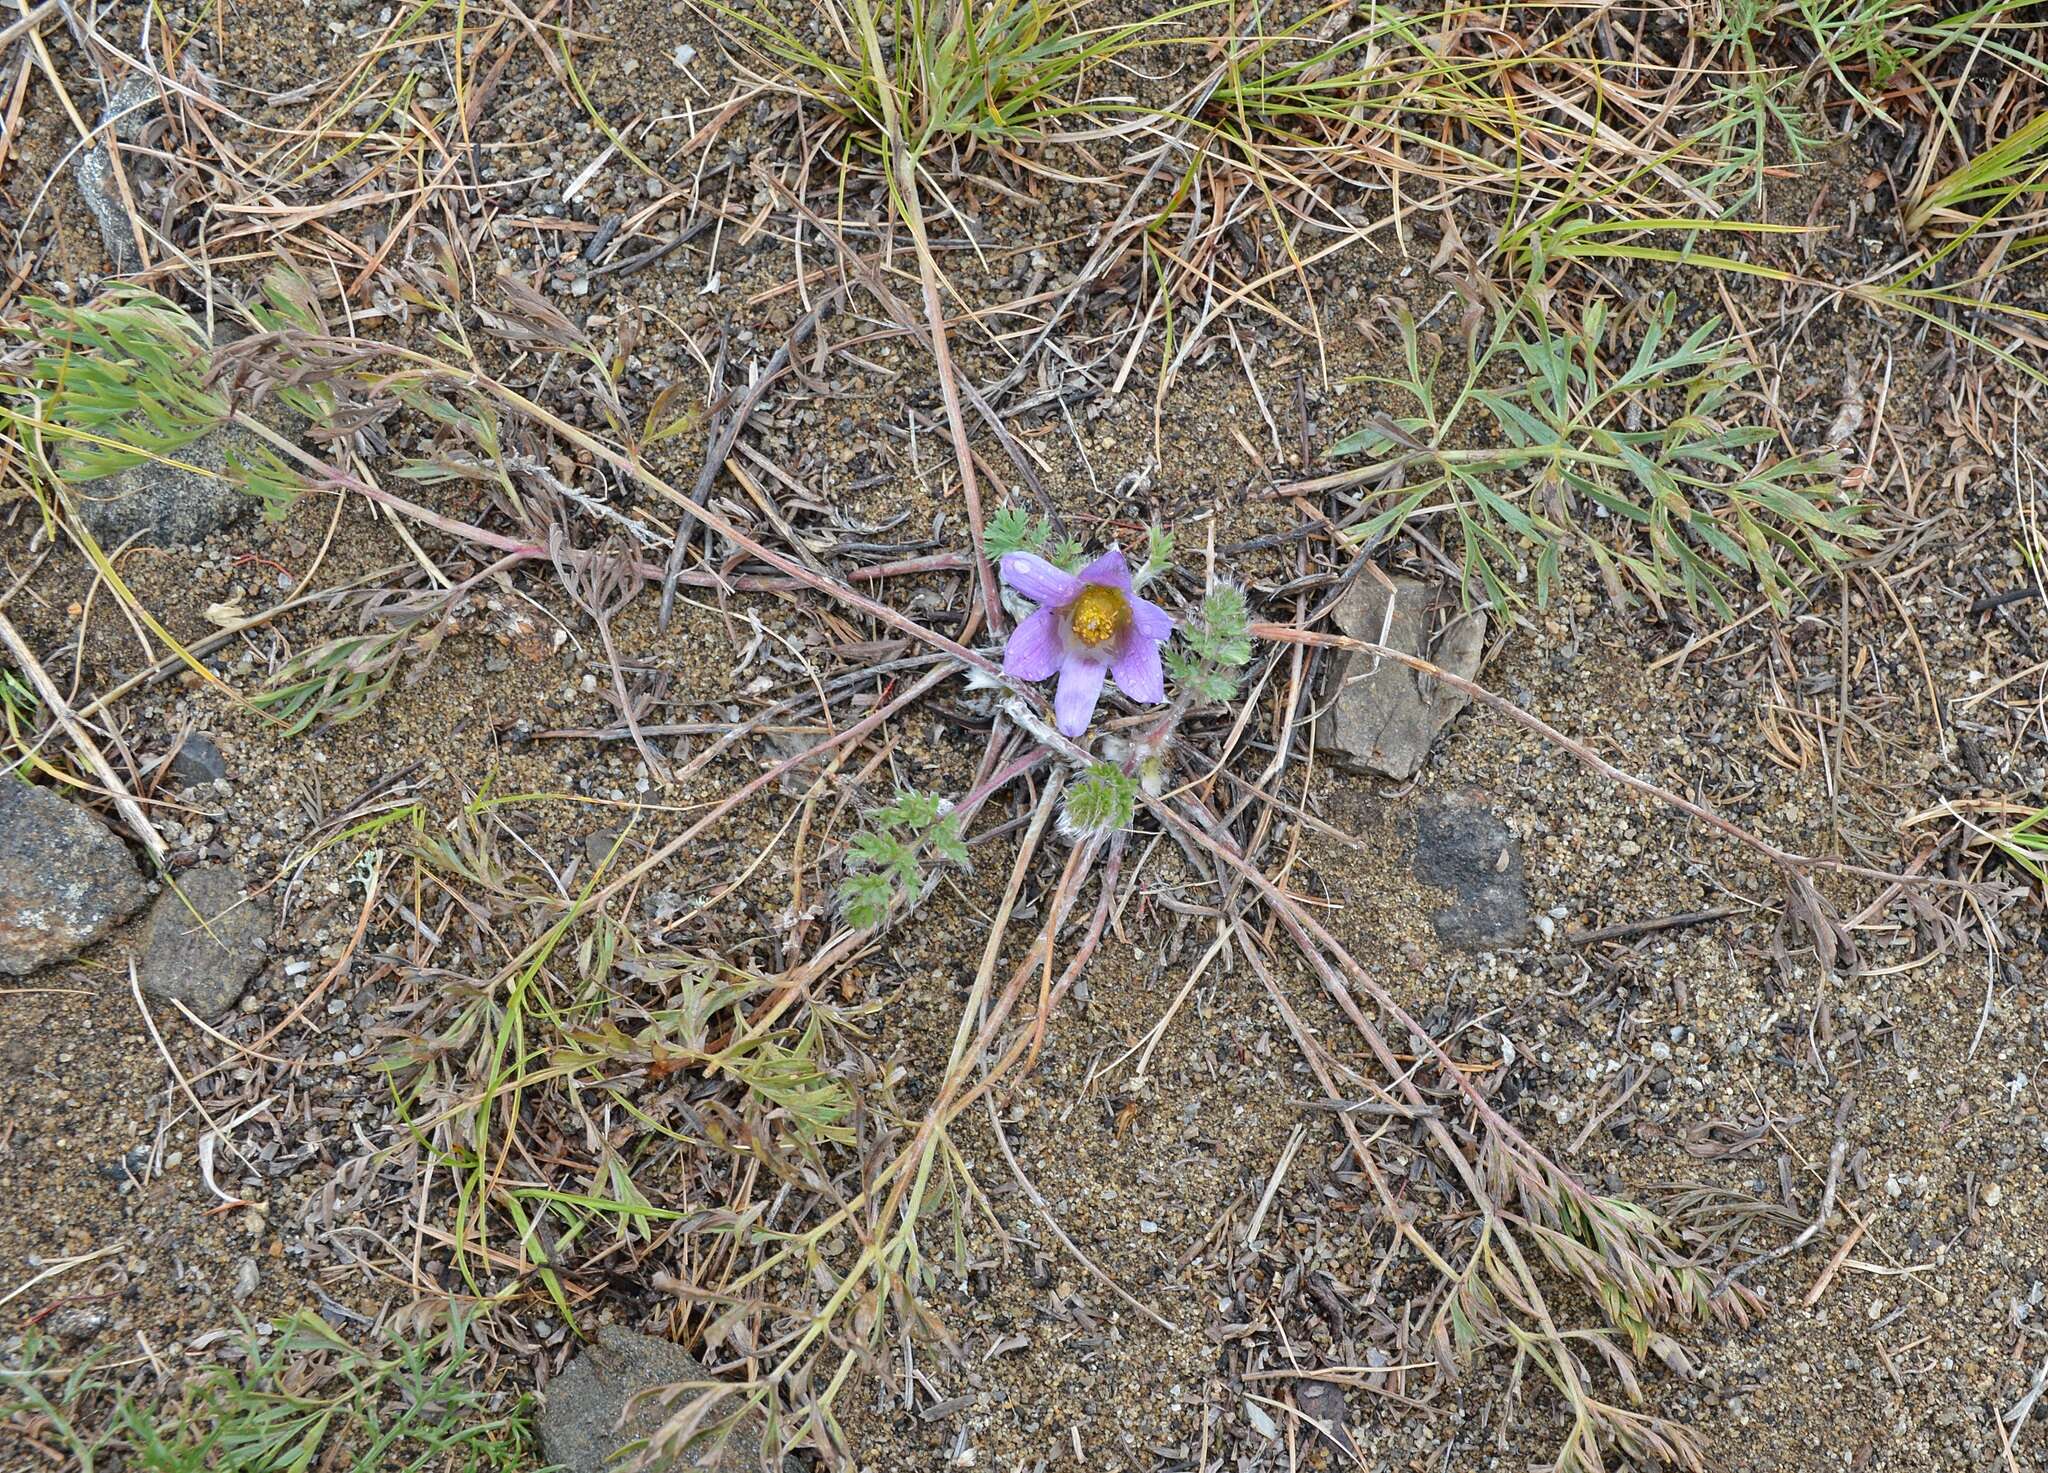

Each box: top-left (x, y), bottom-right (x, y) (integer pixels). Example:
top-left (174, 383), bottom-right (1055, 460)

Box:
top-left (837, 789), bottom-right (969, 928)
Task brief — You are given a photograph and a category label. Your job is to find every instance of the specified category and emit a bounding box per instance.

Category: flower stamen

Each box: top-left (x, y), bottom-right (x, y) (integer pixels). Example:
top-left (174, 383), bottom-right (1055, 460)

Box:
top-left (1068, 584), bottom-right (1130, 648)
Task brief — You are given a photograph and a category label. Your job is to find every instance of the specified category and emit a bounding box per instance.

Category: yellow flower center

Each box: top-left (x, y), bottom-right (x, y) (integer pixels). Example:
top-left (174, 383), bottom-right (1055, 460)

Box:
top-left (1068, 584), bottom-right (1129, 648)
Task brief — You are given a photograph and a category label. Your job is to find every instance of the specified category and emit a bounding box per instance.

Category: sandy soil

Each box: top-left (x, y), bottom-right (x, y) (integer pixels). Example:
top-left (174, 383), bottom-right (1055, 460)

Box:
top-left (1, 3), bottom-right (2044, 1471)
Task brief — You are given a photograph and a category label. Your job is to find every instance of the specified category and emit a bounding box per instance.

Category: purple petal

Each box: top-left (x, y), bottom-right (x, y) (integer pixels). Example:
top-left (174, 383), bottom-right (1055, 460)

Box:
top-left (1110, 634), bottom-right (1165, 705)
top-left (1003, 608), bottom-right (1064, 682)
top-left (1129, 595), bottom-right (1174, 642)
top-left (1073, 545), bottom-right (1132, 593)
top-left (1052, 656), bottom-right (1108, 737)
top-left (999, 552), bottom-right (1081, 608)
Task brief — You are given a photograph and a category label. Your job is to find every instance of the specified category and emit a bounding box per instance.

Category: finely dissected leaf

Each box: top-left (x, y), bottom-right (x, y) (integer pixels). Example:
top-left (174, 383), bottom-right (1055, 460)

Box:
top-left (848, 829), bottom-right (918, 892)
top-left (876, 790), bottom-right (948, 831)
top-left (986, 505), bottom-right (1053, 558)
top-left (838, 788), bottom-right (969, 926)
top-left (1166, 648), bottom-right (1240, 704)
top-left (928, 813), bottom-right (969, 868)
top-left (1138, 523), bottom-right (1174, 585)
top-left (838, 870), bottom-right (896, 930)
top-left (1193, 583), bottom-right (1252, 664)
top-left (1171, 580), bottom-right (1255, 704)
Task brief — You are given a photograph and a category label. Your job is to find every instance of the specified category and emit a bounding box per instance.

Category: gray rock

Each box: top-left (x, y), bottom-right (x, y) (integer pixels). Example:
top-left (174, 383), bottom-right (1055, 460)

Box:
top-left (0, 782), bottom-right (149, 975)
top-left (44, 1306), bottom-right (110, 1347)
top-left (1412, 788), bottom-right (1528, 950)
top-left (70, 424), bottom-right (260, 549)
top-left (137, 865), bottom-right (271, 1018)
top-left (76, 73), bottom-right (161, 274)
top-left (1316, 575), bottom-right (1485, 780)
top-left (163, 732), bottom-right (228, 789)
top-left (539, 1326), bottom-right (773, 1472)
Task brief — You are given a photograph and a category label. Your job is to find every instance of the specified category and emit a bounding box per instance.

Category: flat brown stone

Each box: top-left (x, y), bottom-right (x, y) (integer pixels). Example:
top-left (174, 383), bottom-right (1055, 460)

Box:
top-left (1316, 575), bottom-right (1485, 780)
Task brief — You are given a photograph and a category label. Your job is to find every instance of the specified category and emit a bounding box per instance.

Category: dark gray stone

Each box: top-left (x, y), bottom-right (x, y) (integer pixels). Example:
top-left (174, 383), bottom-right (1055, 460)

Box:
top-left (1316, 575), bottom-right (1485, 780)
top-left (99, 1145), bottom-right (151, 1183)
top-left (164, 732), bottom-right (228, 789)
top-left (137, 865), bottom-right (271, 1018)
top-left (539, 1326), bottom-right (773, 1472)
top-left (69, 424), bottom-right (260, 549)
top-left (0, 782), bottom-right (148, 975)
top-left (1413, 788), bottom-right (1528, 950)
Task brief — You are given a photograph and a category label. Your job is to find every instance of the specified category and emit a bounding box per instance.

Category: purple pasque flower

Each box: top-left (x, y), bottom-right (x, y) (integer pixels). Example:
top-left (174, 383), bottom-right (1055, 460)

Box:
top-left (1000, 545), bottom-right (1173, 737)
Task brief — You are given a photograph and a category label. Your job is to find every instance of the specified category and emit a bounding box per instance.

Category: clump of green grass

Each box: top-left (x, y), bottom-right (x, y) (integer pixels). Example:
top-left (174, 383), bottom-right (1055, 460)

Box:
top-left (1693, 0), bottom-right (1831, 213)
top-left (717, 0), bottom-right (1167, 163)
top-left (1328, 290), bottom-right (1869, 616)
top-left (0, 668), bottom-right (39, 775)
top-left (1906, 108), bottom-right (2048, 235)
top-left (374, 794), bottom-right (863, 1329)
top-left (1785, 0), bottom-right (1916, 115)
top-left (1182, 1), bottom-right (1415, 152)
top-left (1887, 0), bottom-right (2048, 236)
top-left (353, 787), bottom-right (967, 1463)
top-left (1710, 0), bottom-right (2048, 232)
top-left (1986, 805), bottom-right (2048, 885)
top-left (1910, 798), bottom-right (2048, 891)
top-left (0, 1308), bottom-right (535, 1472)
top-left (1178, 1), bottom-right (1585, 186)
